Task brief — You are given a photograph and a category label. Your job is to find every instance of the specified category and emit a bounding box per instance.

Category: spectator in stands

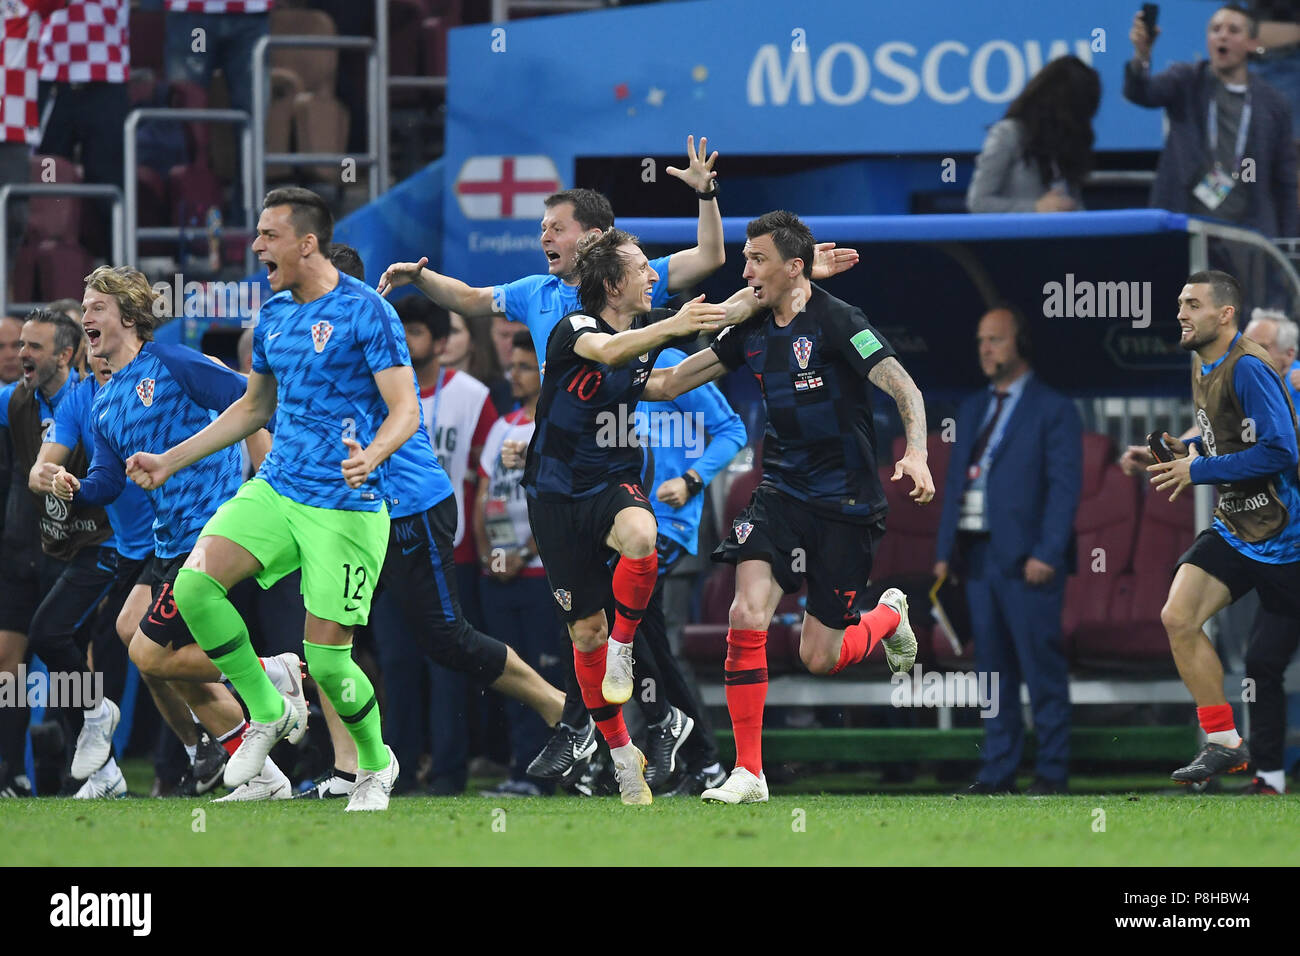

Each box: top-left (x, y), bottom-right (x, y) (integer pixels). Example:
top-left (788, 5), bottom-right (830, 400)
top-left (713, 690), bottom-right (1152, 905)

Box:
top-left (1244, 307), bottom-right (1300, 402)
top-left (442, 311), bottom-right (510, 419)
top-left (163, 1), bottom-right (271, 224)
top-left (0, 317), bottom-right (22, 385)
top-left (967, 55), bottom-right (1101, 213)
top-left (1249, 3), bottom-right (1300, 151)
top-left (1125, 4), bottom-right (1298, 238)
top-left (472, 330), bottom-right (565, 796)
top-left (934, 305), bottom-right (1082, 795)
top-left (34, 0), bottom-right (130, 248)
top-left (2, 1), bottom-right (41, 260)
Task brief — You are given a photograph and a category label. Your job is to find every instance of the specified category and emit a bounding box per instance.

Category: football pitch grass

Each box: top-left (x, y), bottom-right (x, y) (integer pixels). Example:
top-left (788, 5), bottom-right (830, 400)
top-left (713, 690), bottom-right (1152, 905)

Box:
top-left (2, 773), bottom-right (1294, 867)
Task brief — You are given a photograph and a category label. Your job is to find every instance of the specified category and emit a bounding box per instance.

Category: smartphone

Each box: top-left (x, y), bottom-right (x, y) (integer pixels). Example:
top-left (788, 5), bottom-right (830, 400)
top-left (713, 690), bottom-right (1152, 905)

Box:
top-left (1147, 429), bottom-right (1174, 463)
top-left (1141, 3), bottom-right (1160, 35)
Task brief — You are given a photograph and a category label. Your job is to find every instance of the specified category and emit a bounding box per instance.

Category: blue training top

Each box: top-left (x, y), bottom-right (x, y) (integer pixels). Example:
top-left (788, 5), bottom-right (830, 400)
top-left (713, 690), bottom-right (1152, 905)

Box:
top-left (252, 272), bottom-right (413, 511)
top-left (47, 375), bottom-right (154, 560)
top-left (77, 343), bottom-right (244, 559)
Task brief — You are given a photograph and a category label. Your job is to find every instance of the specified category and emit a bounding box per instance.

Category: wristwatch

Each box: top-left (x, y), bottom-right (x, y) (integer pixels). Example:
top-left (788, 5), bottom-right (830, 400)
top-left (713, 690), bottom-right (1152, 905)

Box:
top-left (696, 181), bottom-right (719, 201)
top-left (682, 472), bottom-right (704, 497)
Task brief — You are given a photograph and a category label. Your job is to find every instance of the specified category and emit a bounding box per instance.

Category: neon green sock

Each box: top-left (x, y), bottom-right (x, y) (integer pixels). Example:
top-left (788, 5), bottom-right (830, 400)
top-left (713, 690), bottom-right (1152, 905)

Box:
top-left (303, 640), bottom-right (388, 771)
top-left (173, 567), bottom-right (284, 723)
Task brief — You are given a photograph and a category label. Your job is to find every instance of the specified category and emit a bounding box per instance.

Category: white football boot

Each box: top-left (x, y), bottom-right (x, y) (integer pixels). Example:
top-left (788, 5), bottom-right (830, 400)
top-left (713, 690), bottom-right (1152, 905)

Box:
top-left (701, 767), bottom-right (769, 804)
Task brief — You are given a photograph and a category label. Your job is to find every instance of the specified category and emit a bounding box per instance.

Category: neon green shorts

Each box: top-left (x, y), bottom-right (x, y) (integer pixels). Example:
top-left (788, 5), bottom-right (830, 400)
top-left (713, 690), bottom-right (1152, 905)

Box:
top-left (197, 478), bottom-right (390, 626)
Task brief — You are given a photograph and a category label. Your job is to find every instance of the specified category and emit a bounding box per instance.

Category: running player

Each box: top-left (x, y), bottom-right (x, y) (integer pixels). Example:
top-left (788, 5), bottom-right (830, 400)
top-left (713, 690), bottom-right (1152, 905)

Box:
top-left (1137, 271), bottom-right (1300, 784)
top-left (49, 266), bottom-right (301, 801)
top-left (631, 211), bottom-right (935, 804)
top-left (298, 243), bottom-right (566, 800)
top-left (517, 227), bottom-right (732, 804)
top-left (119, 189), bottom-right (413, 810)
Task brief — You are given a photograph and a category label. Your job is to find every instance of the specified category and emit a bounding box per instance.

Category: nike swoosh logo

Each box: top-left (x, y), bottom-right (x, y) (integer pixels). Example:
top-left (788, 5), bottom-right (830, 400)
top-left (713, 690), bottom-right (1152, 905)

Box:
top-left (268, 332), bottom-right (281, 339)
top-left (344, 603), bottom-right (360, 612)
top-left (401, 544), bottom-right (420, 555)
top-left (746, 349), bottom-right (762, 357)
top-left (99, 411), bottom-right (108, 420)
top-left (283, 661), bottom-right (300, 696)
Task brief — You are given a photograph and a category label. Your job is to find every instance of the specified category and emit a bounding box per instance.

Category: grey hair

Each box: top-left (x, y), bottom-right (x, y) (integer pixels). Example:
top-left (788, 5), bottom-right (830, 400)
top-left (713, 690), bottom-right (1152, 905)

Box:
top-left (1250, 308), bottom-right (1299, 353)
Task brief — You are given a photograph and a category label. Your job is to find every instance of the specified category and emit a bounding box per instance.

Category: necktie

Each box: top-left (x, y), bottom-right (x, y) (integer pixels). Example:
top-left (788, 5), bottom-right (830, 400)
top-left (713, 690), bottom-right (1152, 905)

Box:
top-left (967, 390), bottom-right (1009, 478)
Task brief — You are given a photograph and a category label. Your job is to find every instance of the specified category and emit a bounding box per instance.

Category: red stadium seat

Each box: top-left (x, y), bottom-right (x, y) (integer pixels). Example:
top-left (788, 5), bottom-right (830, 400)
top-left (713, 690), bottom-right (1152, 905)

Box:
top-left (128, 8), bottom-right (165, 74)
top-left (421, 17), bottom-right (449, 78)
top-left (1061, 433), bottom-right (1139, 656)
top-left (722, 465), bottom-right (761, 527)
top-left (1071, 485), bottom-right (1193, 669)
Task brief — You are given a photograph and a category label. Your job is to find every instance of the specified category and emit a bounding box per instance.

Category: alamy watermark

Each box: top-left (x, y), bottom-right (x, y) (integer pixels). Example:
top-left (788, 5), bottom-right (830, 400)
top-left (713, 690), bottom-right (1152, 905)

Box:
top-left (0, 667), bottom-right (103, 710)
top-left (595, 406), bottom-right (707, 458)
top-left (1042, 274), bottom-right (1152, 329)
top-left (890, 664), bottom-right (999, 718)
top-left (151, 275), bottom-right (262, 326)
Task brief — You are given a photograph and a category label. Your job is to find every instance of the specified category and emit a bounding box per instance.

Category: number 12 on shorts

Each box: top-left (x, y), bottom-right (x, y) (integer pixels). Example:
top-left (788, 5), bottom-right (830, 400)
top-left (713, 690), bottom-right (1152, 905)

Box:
top-left (343, 562), bottom-right (368, 611)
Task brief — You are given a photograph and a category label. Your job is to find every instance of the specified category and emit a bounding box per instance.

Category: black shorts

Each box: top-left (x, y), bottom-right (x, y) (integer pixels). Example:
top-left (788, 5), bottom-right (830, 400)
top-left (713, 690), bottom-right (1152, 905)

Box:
top-left (527, 478), bottom-right (656, 623)
top-left (138, 553), bottom-right (196, 648)
top-left (100, 552), bottom-right (153, 634)
top-left (713, 484), bottom-right (886, 630)
top-left (0, 546), bottom-right (63, 633)
top-left (1178, 528), bottom-right (1300, 619)
top-left (379, 495), bottom-right (509, 683)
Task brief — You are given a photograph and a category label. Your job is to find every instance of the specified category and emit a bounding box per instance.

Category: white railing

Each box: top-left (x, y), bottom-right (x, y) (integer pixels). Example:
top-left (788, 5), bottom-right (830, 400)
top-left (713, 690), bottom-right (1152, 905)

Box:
top-left (0, 183), bottom-right (124, 314)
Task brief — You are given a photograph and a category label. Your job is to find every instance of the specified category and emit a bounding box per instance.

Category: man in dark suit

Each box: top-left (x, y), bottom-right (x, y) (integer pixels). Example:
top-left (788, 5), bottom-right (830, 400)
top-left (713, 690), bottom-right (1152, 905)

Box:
top-left (934, 306), bottom-right (1083, 795)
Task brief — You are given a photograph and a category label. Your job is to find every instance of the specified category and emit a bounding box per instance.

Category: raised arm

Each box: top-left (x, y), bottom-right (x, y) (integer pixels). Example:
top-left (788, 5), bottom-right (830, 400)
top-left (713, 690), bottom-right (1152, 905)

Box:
top-left (664, 135), bottom-right (725, 291)
top-left (867, 356), bottom-right (935, 503)
top-left (377, 256), bottom-right (500, 318)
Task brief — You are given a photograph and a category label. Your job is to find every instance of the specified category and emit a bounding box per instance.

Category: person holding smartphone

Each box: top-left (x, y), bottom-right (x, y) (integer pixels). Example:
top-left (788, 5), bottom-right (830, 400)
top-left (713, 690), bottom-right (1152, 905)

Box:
top-left (1124, 3), bottom-right (1297, 237)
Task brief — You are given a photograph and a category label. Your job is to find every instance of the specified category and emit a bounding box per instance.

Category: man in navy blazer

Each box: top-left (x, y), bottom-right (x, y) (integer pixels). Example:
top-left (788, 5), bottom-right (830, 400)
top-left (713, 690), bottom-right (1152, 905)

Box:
top-left (934, 306), bottom-right (1082, 794)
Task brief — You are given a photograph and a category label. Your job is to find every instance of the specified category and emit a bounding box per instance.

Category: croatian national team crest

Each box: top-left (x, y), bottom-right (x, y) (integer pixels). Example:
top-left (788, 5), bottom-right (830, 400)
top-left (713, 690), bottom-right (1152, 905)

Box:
top-left (311, 320), bottom-right (334, 353)
top-left (734, 521), bottom-right (754, 544)
top-left (553, 588), bottom-right (572, 611)
top-left (793, 336), bottom-right (813, 370)
top-left (135, 378), bottom-right (155, 407)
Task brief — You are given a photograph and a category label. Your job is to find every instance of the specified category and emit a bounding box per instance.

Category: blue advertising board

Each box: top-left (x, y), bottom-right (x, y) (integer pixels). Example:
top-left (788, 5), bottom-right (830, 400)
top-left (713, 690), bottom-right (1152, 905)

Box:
top-left (443, 0), bottom-right (1216, 285)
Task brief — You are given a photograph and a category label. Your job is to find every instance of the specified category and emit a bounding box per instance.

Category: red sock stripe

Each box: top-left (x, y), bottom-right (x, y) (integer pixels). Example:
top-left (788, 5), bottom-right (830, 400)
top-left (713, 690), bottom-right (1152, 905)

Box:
top-left (1197, 703), bottom-right (1236, 735)
top-left (572, 646), bottom-right (629, 747)
top-left (829, 603), bottom-right (900, 675)
top-left (217, 720), bottom-right (248, 756)
top-left (724, 628), bottom-right (768, 776)
top-left (610, 552), bottom-right (658, 644)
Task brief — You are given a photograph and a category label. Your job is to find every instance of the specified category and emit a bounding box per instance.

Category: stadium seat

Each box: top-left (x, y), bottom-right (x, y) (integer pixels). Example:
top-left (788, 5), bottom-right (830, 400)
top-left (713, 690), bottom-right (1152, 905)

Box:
top-left (270, 8), bottom-right (344, 182)
top-left (1071, 485), bottom-right (1193, 670)
top-left (11, 155), bottom-right (95, 302)
top-left (389, 0), bottom-right (427, 107)
top-left (168, 161), bottom-right (225, 259)
top-left (722, 463), bottom-right (761, 527)
top-left (167, 81), bottom-right (212, 163)
top-left (135, 165), bottom-right (171, 257)
top-left (422, 16), bottom-right (449, 77)
top-left (1061, 433), bottom-right (1139, 657)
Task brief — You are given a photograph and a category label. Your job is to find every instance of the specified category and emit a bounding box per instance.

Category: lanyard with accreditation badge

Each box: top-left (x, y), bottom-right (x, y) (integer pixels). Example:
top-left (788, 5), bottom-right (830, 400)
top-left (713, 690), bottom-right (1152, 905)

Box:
top-left (1194, 85), bottom-right (1252, 211)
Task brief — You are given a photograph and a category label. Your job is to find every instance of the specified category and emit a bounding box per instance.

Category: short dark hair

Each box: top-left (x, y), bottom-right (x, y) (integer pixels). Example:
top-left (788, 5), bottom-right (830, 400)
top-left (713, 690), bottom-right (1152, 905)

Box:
top-left (746, 210), bottom-right (815, 279)
top-left (511, 329), bottom-right (534, 352)
top-left (395, 295), bottom-right (450, 342)
top-left (545, 189), bottom-right (614, 232)
top-left (328, 243), bottom-right (364, 282)
top-left (263, 186), bottom-right (333, 251)
top-left (575, 227), bottom-right (641, 316)
top-left (1186, 269), bottom-right (1242, 315)
top-left (1217, 4), bottom-right (1258, 37)
top-left (985, 302), bottom-right (1033, 361)
top-left (23, 307), bottom-right (83, 358)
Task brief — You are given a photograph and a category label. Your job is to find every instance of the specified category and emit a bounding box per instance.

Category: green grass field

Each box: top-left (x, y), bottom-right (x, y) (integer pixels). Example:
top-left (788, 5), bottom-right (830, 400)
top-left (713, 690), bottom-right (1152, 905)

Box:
top-left (2, 778), bottom-right (1294, 866)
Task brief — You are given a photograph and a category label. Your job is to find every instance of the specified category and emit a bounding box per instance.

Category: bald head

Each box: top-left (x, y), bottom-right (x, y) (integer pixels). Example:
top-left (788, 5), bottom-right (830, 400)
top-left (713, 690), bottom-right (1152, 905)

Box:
top-left (976, 307), bottom-right (1029, 386)
top-left (1244, 310), bottom-right (1298, 376)
top-left (0, 315), bottom-right (22, 384)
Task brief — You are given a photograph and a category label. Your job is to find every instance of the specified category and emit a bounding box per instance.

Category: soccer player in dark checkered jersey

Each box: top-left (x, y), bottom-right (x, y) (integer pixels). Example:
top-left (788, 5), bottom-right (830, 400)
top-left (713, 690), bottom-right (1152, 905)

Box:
top-left (516, 228), bottom-right (734, 804)
top-left (629, 211), bottom-right (936, 804)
